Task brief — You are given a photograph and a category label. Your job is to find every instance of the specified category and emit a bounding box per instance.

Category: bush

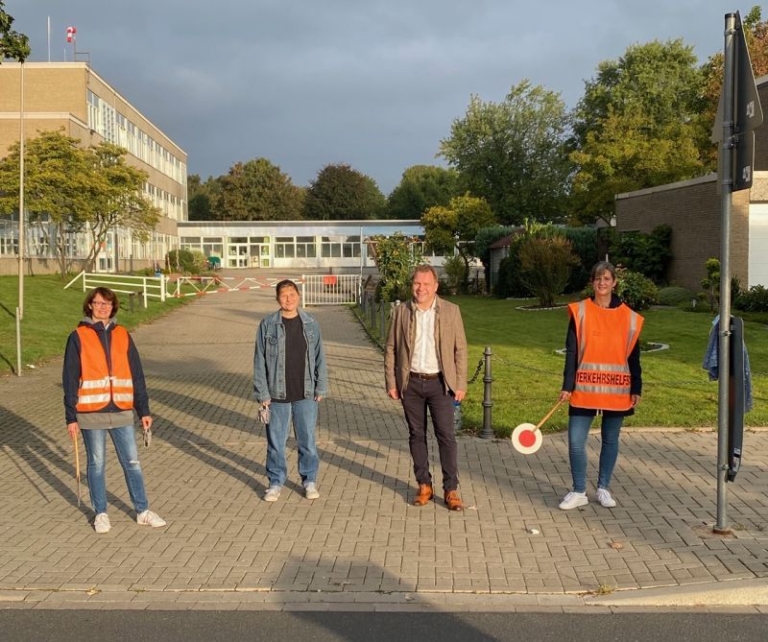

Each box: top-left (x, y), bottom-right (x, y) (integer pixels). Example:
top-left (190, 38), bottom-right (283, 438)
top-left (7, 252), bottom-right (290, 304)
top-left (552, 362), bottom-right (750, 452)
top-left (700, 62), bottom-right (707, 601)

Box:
top-left (369, 233), bottom-right (424, 302)
top-left (657, 286), bottom-right (697, 307)
top-left (584, 267), bottom-right (658, 311)
top-left (734, 284), bottom-right (768, 313)
top-left (167, 249), bottom-right (194, 274)
top-left (442, 254), bottom-right (468, 292)
top-left (494, 236), bottom-right (528, 298)
top-left (561, 227), bottom-right (598, 292)
top-left (616, 268), bottom-right (659, 311)
top-left (612, 225), bottom-right (672, 285)
top-left (518, 236), bottom-right (579, 307)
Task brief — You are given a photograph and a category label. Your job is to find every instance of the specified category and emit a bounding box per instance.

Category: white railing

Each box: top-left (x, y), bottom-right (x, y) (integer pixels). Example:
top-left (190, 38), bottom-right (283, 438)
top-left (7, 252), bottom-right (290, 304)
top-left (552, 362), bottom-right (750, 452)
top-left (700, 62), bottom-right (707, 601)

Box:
top-left (301, 274), bottom-right (362, 306)
top-left (64, 271), bottom-right (165, 307)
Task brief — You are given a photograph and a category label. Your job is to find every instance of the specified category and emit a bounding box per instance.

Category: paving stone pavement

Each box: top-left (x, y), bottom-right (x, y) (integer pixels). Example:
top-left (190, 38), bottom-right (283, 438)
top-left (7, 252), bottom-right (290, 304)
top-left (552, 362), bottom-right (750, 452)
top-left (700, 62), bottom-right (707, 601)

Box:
top-left (1, 281), bottom-right (767, 611)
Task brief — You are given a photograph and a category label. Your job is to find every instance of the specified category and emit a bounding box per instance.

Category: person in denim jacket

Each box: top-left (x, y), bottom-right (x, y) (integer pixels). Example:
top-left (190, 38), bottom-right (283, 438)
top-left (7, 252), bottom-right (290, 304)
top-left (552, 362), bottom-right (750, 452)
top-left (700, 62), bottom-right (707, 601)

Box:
top-left (253, 279), bottom-right (329, 502)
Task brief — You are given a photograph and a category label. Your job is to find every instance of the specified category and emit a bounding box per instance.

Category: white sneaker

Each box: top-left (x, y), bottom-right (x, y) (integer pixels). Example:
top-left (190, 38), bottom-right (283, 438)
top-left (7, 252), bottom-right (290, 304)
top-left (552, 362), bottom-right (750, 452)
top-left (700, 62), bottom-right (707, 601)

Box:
top-left (94, 513), bottom-right (111, 534)
top-left (304, 482), bottom-right (320, 500)
top-left (264, 486), bottom-right (282, 502)
top-left (136, 510), bottom-right (166, 528)
top-left (559, 491), bottom-right (589, 510)
top-left (595, 488), bottom-right (617, 508)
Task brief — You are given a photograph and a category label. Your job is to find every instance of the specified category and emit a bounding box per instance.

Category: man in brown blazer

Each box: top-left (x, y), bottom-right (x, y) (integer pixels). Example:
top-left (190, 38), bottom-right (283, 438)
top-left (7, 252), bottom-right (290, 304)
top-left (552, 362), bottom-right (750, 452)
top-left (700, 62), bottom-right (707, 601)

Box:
top-left (385, 264), bottom-right (468, 510)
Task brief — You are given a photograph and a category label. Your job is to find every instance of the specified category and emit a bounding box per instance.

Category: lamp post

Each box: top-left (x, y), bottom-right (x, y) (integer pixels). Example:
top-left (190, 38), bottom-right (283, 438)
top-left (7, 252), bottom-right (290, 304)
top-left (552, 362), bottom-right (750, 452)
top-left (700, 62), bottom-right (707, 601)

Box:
top-left (18, 61), bottom-right (25, 321)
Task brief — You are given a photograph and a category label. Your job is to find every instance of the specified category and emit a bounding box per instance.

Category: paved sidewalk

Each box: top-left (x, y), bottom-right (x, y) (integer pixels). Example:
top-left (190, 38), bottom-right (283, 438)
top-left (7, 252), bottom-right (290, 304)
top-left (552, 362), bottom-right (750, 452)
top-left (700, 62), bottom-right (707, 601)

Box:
top-left (0, 284), bottom-right (767, 611)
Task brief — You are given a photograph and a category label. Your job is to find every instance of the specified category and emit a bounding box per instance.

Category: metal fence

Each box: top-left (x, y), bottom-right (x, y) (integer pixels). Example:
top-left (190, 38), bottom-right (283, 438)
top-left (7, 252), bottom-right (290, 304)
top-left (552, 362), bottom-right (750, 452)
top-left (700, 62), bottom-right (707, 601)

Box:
top-left (301, 274), bottom-right (363, 306)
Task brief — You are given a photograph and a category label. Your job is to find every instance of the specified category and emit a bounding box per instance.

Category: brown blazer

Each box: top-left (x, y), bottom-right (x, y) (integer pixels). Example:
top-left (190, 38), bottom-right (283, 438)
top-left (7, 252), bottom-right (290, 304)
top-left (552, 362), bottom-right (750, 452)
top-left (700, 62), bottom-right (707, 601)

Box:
top-left (385, 296), bottom-right (468, 396)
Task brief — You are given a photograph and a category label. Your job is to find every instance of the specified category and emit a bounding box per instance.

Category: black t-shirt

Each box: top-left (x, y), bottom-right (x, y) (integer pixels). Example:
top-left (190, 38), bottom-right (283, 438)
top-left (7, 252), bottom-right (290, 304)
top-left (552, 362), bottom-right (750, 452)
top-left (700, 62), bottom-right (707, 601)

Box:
top-left (279, 315), bottom-right (306, 403)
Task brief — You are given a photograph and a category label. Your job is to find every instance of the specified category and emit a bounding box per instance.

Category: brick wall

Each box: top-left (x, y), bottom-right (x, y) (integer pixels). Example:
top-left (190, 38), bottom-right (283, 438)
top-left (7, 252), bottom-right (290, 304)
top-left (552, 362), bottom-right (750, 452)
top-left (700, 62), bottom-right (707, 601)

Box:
top-left (615, 176), bottom-right (751, 292)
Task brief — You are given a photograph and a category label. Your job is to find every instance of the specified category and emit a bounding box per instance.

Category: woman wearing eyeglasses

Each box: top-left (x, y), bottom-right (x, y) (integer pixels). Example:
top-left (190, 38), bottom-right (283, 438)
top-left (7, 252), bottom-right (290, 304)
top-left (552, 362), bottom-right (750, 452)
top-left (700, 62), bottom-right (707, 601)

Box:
top-left (63, 287), bottom-right (166, 534)
top-left (557, 261), bottom-right (644, 511)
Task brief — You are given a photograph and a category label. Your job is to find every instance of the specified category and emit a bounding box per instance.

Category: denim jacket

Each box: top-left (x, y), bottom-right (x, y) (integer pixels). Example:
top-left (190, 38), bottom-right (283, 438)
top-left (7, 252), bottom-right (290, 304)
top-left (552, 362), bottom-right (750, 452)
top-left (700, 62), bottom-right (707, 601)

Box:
top-left (253, 309), bottom-right (329, 403)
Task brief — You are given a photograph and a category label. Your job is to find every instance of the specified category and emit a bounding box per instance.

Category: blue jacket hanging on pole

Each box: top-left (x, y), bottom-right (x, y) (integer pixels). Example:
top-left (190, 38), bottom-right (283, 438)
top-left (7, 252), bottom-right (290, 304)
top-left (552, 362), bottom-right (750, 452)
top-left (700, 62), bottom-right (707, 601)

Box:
top-left (702, 314), bottom-right (753, 412)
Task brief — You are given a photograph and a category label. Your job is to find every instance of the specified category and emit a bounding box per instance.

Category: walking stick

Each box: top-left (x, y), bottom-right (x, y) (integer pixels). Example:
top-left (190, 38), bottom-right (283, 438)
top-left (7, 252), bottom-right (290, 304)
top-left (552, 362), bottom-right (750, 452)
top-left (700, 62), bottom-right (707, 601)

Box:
top-left (72, 432), bottom-right (81, 507)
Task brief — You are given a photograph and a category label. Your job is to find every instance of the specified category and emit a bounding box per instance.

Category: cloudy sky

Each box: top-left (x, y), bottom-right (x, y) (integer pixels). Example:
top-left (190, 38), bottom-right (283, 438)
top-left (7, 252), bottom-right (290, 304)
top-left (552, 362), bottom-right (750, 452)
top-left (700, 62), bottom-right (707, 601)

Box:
top-left (6, 1), bottom-right (752, 194)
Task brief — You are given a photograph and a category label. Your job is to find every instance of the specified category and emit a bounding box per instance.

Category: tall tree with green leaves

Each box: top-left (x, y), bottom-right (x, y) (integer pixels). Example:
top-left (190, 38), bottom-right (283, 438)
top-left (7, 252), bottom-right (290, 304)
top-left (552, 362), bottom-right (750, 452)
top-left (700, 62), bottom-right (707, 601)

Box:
top-left (86, 141), bottom-right (161, 272)
top-left (0, 133), bottom-right (159, 273)
top-left (439, 80), bottom-right (573, 225)
top-left (570, 39), bottom-right (707, 223)
top-left (216, 158), bottom-right (303, 221)
top-left (386, 165), bottom-right (460, 219)
top-left (422, 194), bottom-right (496, 289)
top-left (187, 173), bottom-right (219, 221)
top-left (0, 131), bottom-right (95, 274)
top-left (1, 1), bottom-right (30, 62)
top-left (304, 163), bottom-right (386, 220)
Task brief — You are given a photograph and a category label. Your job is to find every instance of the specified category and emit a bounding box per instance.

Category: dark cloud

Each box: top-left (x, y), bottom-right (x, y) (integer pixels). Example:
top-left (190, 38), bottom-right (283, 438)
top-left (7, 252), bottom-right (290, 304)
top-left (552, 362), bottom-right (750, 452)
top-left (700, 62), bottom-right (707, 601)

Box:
top-left (8, 0), bottom-right (743, 193)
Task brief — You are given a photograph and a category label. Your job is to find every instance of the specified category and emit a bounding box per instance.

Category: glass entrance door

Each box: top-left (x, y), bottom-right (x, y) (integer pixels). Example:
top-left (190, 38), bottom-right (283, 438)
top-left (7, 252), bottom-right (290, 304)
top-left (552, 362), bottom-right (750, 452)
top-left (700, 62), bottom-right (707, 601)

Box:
top-left (227, 243), bottom-right (249, 268)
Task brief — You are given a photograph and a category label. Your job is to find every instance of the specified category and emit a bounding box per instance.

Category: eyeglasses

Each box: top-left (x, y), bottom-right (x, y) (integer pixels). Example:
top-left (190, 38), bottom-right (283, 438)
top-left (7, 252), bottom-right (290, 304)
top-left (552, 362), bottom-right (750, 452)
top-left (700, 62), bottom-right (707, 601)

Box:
top-left (92, 301), bottom-right (113, 307)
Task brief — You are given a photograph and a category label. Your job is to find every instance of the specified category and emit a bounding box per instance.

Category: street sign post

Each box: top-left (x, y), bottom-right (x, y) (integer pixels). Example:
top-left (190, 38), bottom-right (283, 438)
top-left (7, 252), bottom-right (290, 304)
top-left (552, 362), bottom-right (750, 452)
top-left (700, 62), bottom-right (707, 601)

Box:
top-left (714, 12), bottom-right (763, 534)
top-left (733, 11), bottom-right (763, 190)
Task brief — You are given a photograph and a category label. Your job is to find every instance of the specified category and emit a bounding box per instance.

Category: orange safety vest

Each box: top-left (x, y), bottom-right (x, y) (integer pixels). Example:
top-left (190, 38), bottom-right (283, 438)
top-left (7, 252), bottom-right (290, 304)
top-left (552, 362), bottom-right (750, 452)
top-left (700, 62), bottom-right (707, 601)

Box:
top-left (568, 299), bottom-right (644, 411)
top-left (75, 325), bottom-right (134, 412)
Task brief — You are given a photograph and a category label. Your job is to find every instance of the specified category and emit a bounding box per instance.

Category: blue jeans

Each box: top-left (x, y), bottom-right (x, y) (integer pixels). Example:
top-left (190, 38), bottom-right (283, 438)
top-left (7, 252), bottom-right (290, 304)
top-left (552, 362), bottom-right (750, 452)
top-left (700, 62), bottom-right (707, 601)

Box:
top-left (265, 399), bottom-right (319, 487)
top-left (567, 414), bottom-right (624, 493)
top-left (80, 425), bottom-right (149, 514)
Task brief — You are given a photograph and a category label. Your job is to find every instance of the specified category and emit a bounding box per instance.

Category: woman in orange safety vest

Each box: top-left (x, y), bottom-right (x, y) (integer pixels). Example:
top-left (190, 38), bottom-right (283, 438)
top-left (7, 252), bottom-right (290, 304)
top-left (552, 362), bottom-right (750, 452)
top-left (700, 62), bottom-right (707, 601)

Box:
top-left (557, 262), bottom-right (643, 511)
top-left (63, 287), bottom-right (166, 534)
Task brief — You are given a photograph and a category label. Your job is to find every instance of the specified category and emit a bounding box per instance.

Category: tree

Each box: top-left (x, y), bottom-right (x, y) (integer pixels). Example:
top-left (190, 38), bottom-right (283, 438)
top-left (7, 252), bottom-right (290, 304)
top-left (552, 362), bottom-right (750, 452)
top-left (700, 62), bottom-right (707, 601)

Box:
top-left (1, 1), bottom-right (30, 62)
top-left (187, 174), bottom-right (219, 221)
top-left (0, 133), bottom-right (159, 273)
top-left (439, 80), bottom-right (573, 225)
top-left (699, 6), bottom-right (768, 170)
top-left (216, 158), bottom-right (303, 221)
top-left (304, 163), bottom-right (386, 220)
top-left (84, 142), bottom-right (160, 272)
top-left (0, 131), bottom-right (95, 274)
top-left (570, 39), bottom-right (708, 223)
top-left (422, 194), bottom-right (496, 290)
top-left (367, 232), bottom-right (423, 302)
top-left (386, 165), bottom-right (460, 219)
top-left (422, 195), bottom-right (496, 254)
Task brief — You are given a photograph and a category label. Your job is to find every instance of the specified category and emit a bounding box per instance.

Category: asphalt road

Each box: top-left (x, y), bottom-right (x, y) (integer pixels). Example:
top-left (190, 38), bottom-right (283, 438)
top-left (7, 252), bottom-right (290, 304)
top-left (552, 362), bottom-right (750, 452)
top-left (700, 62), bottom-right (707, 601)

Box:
top-left (2, 611), bottom-right (767, 642)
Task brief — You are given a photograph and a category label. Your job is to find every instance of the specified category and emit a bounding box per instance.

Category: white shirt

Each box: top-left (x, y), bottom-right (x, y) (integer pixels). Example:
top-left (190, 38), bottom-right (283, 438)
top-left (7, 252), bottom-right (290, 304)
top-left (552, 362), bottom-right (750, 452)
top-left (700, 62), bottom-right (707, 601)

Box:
top-left (410, 300), bottom-right (440, 374)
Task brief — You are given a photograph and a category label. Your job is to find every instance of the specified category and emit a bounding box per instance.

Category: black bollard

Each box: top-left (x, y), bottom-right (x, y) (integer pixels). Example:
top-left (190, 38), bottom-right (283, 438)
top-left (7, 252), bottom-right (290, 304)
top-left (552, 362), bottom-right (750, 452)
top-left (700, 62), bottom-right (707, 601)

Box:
top-left (480, 346), bottom-right (494, 439)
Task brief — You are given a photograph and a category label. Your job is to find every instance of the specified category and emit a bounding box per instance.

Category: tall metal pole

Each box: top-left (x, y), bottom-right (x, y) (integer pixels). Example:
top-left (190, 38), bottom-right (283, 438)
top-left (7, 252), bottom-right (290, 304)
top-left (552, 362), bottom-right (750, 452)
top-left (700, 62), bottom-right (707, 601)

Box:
top-left (18, 61), bottom-right (25, 322)
top-left (715, 13), bottom-right (737, 533)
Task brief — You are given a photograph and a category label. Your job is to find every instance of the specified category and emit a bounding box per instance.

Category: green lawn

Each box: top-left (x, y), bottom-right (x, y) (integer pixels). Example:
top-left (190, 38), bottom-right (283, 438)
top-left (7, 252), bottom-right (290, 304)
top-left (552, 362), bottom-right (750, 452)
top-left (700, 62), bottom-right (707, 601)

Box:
top-left (358, 295), bottom-right (768, 433)
top-left (0, 274), bottom-right (189, 375)
top-left (4, 276), bottom-right (766, 433)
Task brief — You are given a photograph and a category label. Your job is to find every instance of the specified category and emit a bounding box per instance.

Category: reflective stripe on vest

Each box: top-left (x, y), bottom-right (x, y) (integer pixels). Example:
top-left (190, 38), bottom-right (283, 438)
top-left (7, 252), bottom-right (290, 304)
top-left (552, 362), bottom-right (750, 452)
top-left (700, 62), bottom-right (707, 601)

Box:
top-left (568, 299), bottom-right (643, 411)
top-left (75, 325), bottom-right (134, 412)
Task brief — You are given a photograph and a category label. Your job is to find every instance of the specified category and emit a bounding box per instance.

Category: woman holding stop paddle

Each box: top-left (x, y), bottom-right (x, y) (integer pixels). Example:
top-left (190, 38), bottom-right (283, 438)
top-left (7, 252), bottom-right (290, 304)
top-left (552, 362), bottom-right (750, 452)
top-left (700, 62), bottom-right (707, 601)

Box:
top-left (557, 261), bottom-right (644, 511)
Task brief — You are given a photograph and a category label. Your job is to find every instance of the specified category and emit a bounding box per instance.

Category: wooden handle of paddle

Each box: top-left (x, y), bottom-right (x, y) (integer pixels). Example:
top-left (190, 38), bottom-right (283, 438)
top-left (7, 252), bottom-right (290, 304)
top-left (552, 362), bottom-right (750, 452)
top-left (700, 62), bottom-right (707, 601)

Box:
top-left (535, 399), bottom-right (565, 430)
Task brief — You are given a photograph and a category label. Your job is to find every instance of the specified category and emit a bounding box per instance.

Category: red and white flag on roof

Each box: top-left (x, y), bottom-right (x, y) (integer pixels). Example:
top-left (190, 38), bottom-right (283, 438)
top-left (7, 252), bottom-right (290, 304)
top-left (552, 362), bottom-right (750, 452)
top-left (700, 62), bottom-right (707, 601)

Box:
top-left (66, 26), bottom-right (76, 43)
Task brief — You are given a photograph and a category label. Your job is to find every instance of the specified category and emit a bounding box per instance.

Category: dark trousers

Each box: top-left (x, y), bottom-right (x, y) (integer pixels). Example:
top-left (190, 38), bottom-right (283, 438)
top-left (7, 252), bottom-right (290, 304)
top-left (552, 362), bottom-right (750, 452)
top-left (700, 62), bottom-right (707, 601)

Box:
top-left (401, 376), bottom-right (459, 492)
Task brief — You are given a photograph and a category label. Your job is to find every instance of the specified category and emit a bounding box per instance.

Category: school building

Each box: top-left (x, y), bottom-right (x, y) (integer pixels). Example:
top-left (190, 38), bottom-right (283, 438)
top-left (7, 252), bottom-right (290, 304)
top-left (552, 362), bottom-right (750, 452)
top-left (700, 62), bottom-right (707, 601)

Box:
top-left (0, 62), bottom-right (188, 275)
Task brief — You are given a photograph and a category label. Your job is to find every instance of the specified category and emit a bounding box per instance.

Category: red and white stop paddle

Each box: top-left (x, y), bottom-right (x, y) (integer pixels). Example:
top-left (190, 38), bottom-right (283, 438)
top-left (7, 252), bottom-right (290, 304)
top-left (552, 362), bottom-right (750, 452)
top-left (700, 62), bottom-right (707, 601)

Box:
top-left (511, 399), bottom-right (565, 455)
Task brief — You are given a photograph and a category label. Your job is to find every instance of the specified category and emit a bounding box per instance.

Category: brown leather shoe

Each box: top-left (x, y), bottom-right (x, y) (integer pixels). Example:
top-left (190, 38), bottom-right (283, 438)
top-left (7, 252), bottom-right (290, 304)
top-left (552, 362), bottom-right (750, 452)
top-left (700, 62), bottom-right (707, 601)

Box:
top-left (413, 483), bottom-right (433, 506)
top-left (444, 490), bottom-right (463, 511)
